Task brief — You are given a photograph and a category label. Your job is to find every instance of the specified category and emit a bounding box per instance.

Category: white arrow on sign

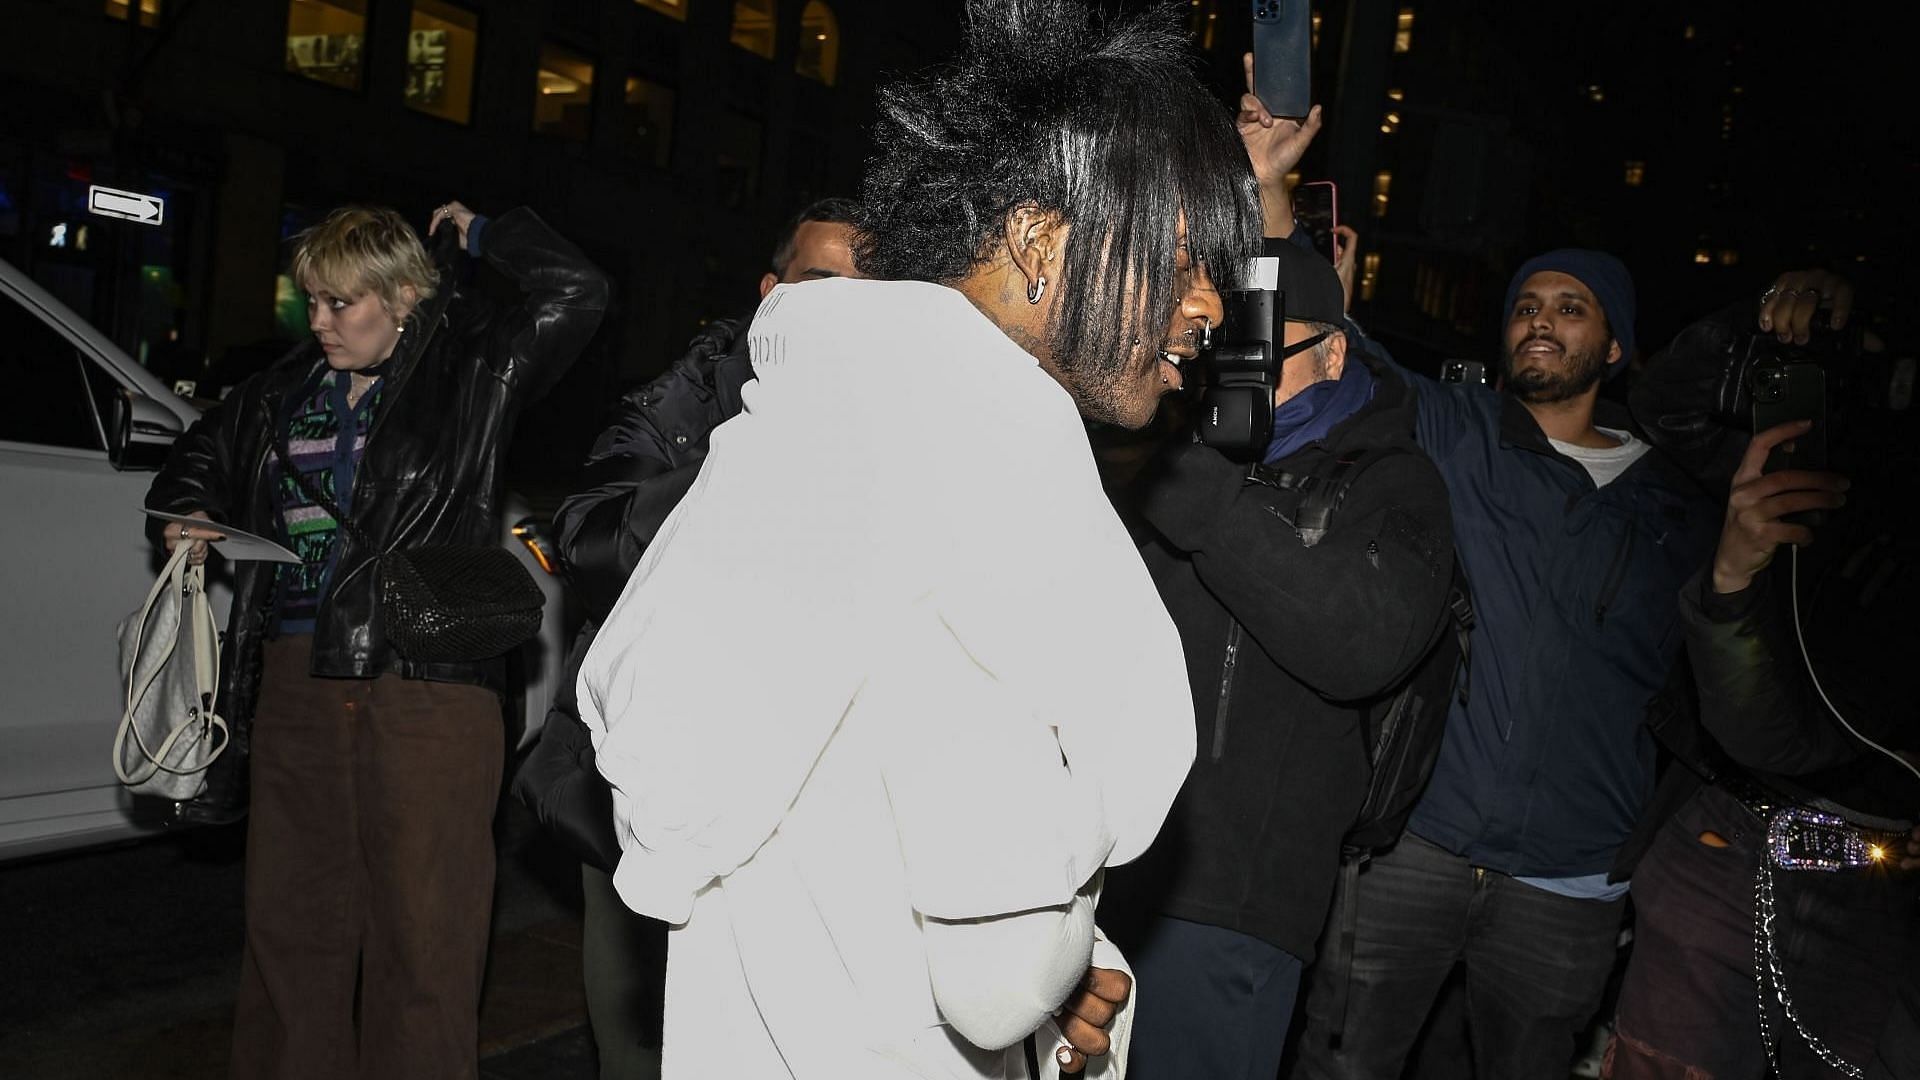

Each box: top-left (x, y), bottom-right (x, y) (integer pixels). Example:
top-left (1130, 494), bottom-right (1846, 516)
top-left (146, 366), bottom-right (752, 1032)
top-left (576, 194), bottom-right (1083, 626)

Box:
top-left (87, 185), bottom-right (166, 226)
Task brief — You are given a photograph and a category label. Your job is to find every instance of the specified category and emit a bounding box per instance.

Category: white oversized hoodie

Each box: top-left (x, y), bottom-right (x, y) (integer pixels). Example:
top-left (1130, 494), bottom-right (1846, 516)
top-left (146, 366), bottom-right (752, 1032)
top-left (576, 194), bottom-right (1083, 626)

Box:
top-left (578, 277), bottom-right (1195, 1078)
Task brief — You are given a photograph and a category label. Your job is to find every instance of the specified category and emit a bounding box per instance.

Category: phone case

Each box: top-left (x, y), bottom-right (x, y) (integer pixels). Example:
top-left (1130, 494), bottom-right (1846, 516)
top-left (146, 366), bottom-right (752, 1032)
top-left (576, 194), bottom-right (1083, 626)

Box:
top-left (1252, 0), bottom-right (1312, 119)
top-left (1749, 362), bottom-right (1827, 473)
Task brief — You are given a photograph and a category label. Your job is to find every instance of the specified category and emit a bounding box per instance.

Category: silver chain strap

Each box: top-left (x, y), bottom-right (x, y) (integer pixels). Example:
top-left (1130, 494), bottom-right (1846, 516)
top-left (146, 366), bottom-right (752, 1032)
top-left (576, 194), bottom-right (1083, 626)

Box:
top-left (1753, 842), bottom-right (1865, 1077)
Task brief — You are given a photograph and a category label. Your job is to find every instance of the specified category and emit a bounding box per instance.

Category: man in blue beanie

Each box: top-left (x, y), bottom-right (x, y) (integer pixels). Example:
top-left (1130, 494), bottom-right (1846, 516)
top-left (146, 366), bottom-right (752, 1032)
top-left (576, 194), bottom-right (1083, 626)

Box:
top-left (1290, 249), bottom-right (1720, 1079)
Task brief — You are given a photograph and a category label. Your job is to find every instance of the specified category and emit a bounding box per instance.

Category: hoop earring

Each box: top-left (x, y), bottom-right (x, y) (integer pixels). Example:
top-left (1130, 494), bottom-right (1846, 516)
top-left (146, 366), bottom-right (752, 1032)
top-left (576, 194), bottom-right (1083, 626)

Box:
top-left (1026, 275), bottom-right (1046, 305)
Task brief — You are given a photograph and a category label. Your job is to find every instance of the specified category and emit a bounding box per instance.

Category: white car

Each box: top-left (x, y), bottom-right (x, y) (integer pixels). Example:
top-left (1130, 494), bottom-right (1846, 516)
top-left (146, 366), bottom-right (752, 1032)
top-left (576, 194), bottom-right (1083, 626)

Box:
top-left (0, 256), bottom-right (569, 862)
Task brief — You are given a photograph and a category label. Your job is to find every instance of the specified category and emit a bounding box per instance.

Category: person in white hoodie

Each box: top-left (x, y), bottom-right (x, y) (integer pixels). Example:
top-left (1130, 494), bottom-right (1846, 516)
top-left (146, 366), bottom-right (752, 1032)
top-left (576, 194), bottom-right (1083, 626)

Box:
top-left (577, 1), bottom-right (1262, 1076)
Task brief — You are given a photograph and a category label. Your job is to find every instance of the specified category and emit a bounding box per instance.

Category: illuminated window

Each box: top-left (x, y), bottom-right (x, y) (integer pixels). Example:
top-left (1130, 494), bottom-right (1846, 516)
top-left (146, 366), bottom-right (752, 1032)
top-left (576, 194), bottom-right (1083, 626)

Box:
top-left (1189, 0), bottom-right (1219, 50)
top-left (1586, 84), bottom-right (1605, 103)
top-left (624, 76), bottom-right (676, 169)
top-left (1311, 10), bottom-right (1322, 51)
top-left (1623, 160), bottom-right (1645, 186)
top-left (405, 1), bottom-right (478, 125)
top-left (1283, 170), bottom-right (1301, 193)
top-left (796, 1), bottom-right (840, 86)
top-left (286, 0), bottom-right (367, 91)
top-left (1394, 8), bottom-right (1414, 54)
top-left (1718, 249), bottom-right (1739, 266)
top-left (534, 45), bottom-right (596, 141)
top-left (1693, 248), bottom-right (1712, 265)
top-left (105, 0), bottom-right (161, 27)
top-left (731, 0), bottom-right (776, 59)
top-left (1387, 87), bottom-right (1405, 101)
top-left (634, 0), bottom-right (686, 20)
top-left (1381, 110), bottom-right (1402, 135)
top-left (1361, 252), bottom-right (1381, 302)
top-left (1372, 171), bottom-right (1392, 218)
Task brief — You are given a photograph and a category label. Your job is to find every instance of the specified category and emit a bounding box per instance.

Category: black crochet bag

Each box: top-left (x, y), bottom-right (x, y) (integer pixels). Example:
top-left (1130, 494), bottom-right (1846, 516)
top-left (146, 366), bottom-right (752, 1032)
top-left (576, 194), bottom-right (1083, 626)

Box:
top-left (378, 543), bottom-right (545, 663)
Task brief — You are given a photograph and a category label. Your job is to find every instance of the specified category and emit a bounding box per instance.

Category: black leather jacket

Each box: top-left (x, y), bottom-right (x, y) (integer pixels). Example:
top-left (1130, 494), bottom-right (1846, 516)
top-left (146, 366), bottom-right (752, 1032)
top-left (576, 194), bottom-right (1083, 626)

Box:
top-left (146, 208), bottom-right (609, 726)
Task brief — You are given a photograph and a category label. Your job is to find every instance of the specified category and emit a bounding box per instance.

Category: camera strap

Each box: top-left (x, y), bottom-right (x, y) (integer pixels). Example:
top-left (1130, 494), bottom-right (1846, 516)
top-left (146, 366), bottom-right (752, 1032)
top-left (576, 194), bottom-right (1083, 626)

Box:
top-left (1245, 446), bottom-right (1406, 547)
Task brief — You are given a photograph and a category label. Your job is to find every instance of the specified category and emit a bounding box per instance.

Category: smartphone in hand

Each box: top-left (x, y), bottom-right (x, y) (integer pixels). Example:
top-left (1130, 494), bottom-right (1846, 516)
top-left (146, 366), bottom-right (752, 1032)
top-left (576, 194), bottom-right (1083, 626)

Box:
top-left (1750, 361), bottom-right (1829, 525)
top-left (1293, 180), bottom-right (1337, 264)
top-left (1750, 362), bottom-right (1828, 473)
top-left (1252, 0), bottom-right (1312, 119)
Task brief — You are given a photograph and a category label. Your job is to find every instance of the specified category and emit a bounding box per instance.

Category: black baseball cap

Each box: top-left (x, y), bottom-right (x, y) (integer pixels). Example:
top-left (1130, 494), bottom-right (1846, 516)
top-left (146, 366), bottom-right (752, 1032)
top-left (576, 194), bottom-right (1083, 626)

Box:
top-left (1263, 238), bottom-right (1345, 327)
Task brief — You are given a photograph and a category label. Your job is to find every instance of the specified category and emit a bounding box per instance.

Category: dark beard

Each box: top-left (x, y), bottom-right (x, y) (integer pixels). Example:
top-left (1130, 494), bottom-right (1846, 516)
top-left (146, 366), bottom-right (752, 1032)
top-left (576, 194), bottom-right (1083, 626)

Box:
top-left (1057, 342), bottom-right (1157, 429)
top-left (1505, 338), bottom-right (1610, 404)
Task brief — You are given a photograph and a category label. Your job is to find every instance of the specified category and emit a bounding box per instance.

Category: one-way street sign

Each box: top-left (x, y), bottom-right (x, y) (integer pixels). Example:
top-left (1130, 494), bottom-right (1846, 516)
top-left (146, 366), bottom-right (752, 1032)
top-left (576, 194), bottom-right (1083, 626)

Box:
top-left (87, 185), bottom-right (166, 226)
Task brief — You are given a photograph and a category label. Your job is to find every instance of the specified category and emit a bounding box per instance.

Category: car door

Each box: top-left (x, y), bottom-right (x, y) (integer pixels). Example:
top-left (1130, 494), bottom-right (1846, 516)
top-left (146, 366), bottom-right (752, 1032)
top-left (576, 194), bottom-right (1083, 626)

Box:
top-left (0, 272), bottom-right (214, 859)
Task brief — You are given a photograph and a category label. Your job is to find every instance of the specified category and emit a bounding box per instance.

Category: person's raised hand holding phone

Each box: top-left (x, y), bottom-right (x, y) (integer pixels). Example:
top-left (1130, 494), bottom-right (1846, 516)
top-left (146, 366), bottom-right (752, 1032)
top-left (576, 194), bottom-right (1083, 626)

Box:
top-left (1238, 52), bottom-right (1323, 239)
top-left (1711, 420), bottom-right (1849, 595)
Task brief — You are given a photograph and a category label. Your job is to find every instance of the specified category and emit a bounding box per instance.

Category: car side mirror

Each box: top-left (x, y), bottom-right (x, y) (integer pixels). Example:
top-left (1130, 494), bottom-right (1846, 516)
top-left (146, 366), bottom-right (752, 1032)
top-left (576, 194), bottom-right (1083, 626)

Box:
top-left (108, 388), bottom-right (183, 471)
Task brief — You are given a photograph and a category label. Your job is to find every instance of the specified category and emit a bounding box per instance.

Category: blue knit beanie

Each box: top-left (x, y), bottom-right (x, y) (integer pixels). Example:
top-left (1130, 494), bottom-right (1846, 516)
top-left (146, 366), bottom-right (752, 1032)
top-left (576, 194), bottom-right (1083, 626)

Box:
top-left (1503, 249), bottom-right (1636, 377)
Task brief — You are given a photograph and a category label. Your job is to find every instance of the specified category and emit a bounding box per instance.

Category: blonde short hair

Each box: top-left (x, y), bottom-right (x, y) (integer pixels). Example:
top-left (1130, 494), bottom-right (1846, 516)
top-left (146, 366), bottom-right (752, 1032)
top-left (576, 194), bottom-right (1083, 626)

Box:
top-left (289, 205), bottom-right (438, 314)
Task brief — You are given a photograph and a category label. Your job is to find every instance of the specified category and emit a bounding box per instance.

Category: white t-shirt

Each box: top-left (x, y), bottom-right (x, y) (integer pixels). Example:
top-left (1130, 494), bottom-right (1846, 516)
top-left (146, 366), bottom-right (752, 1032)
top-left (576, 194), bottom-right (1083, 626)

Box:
top-left (578, 278), bottom-right (1195, 1078)
top-left (1548, 425), bottom-right (1649, 489)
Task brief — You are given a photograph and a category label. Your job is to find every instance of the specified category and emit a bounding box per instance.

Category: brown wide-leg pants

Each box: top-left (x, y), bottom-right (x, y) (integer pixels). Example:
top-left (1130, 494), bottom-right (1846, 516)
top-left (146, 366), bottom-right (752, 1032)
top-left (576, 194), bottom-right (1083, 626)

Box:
top-left (229, 636), bottom-right (503, 1080)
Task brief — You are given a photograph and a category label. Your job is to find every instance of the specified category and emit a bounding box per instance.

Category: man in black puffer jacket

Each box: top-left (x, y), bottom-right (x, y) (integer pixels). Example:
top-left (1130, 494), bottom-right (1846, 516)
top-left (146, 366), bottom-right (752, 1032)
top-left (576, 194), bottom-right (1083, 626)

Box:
top-left (511, 196), bottom-right (859, 1078)
top-left (1102, 239), bottom-right (1456, 1080)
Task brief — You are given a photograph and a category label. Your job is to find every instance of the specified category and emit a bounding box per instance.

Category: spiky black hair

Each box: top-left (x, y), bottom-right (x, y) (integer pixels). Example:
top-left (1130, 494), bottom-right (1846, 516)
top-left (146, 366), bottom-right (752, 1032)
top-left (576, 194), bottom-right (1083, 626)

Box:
top-left (856, 0), bottom-right (1260, 403)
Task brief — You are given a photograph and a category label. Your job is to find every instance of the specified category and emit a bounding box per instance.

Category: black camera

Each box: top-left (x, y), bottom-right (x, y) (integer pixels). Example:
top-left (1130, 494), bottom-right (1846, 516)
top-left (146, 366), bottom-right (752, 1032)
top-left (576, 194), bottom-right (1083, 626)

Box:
top-left (1196, 256), bottom-right (1284, 459)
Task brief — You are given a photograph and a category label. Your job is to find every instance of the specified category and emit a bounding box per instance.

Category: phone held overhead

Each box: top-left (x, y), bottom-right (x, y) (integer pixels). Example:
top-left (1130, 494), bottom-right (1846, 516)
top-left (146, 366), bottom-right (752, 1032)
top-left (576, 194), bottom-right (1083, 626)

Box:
top-left (1252, 0), bottom-right (1312, 120)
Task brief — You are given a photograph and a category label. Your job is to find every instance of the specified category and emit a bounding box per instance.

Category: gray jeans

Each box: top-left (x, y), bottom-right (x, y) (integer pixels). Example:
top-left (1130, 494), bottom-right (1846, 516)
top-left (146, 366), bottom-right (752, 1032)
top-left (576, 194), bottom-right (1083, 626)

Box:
top-left (1290, 832), bottom-right (1626, 1080)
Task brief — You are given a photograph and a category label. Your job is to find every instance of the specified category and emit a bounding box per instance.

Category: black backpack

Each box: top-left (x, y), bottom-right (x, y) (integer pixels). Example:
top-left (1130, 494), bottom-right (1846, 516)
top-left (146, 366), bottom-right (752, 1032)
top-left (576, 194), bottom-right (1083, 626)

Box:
top-left (1345, 550), bottom-right (1474, 857)
top-left (1251, 445), bottom-right (1475, 1045)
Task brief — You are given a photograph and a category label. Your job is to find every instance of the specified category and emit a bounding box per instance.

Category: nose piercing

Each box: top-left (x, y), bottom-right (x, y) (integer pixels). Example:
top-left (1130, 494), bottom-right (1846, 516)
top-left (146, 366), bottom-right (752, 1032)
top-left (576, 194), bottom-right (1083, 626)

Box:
top-left (1199, 317), bottom-right (1213, 351)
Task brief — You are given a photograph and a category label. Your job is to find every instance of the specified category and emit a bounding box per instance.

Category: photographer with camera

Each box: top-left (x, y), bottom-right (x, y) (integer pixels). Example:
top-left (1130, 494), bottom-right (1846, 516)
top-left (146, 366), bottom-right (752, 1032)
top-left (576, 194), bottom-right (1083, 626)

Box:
top-left (1100, 236), bottom-right (1456, 1078)
top-left (1602, 272), bottom-right (1920, 1079)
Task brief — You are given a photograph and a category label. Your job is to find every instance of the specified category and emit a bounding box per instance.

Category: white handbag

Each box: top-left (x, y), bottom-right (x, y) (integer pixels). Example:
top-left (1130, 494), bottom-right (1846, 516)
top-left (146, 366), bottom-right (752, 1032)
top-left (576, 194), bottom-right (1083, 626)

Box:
top-left (113, 542), bottom-right (228, 801)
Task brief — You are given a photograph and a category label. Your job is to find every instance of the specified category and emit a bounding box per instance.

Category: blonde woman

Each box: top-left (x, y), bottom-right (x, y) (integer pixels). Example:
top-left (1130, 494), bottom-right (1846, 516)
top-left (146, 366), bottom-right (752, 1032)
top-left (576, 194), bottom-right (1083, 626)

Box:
top-left (146, 202), bottom-right (607, 1077)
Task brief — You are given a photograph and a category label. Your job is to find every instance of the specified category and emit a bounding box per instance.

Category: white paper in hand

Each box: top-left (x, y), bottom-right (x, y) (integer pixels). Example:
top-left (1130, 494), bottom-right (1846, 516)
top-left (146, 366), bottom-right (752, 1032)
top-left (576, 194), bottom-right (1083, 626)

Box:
top-left (144, 510), bottom-right (301, 564)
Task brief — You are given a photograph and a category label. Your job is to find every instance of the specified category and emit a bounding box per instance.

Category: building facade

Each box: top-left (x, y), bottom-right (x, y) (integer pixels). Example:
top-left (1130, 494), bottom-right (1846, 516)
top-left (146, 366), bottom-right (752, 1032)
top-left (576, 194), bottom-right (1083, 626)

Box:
top-left (2, 0), bottom-right (959, 471)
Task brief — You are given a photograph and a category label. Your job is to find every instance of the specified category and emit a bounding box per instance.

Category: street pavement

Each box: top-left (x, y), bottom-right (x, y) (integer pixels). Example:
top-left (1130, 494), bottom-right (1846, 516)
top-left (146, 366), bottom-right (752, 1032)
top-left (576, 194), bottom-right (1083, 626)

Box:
top-left (0, 782), bottom-right (1607, 1079)
top-left (0, 794), bottom-right (615, 1078)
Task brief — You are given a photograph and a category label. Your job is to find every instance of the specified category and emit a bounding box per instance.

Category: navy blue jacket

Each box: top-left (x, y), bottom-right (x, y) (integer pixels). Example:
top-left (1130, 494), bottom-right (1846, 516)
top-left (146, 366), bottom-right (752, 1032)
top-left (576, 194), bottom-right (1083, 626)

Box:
top-left (1397, 378), bottom-right (1717, 877)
